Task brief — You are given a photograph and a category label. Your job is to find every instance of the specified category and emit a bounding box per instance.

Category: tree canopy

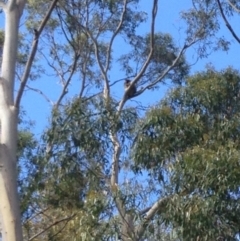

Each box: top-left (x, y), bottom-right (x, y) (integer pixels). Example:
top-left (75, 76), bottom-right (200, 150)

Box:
top-left (1, 0), bottom-right (240, 241)
top-left (134, 67), bottom-right (240, 240)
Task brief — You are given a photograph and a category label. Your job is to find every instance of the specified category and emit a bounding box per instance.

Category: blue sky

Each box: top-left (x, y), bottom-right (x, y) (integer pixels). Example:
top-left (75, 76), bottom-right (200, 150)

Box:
top-left (0, 0), bottom-right (240, 134)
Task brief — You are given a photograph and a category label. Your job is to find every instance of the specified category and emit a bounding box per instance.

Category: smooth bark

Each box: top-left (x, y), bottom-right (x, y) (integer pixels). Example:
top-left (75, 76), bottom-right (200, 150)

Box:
top-left (0, 1), bottom-right (25, 240)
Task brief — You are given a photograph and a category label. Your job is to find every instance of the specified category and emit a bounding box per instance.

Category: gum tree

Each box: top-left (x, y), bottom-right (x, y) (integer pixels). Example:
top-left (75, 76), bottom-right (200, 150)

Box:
top-left (18, 0), bottom-right (206, 240)
top-left (1, 0), bottom-right (236, 240)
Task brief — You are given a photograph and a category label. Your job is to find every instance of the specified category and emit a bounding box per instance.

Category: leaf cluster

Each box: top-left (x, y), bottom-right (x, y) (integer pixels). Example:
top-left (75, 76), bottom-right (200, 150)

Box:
top-left (133, 68), bottom-right (240, 240)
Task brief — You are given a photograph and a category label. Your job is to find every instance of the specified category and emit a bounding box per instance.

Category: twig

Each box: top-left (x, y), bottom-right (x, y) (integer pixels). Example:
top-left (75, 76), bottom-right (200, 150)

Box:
top-left (48, 215), bottom-right (72, 240)
top-left (25, 85), bottom-right (54, 105)
top-left (84, 30), bottom-right (107, 89)
top-left (55, 53), bottom-right (79, 108)
top-left (24, 207), bottom-right (50, 222)
top-left (28, 214), bottom-right (76, 241)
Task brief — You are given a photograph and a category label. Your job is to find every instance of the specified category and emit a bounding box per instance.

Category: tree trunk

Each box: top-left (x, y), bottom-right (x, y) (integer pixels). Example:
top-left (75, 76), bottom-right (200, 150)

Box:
top-left (0, 1), bottom-right (26, 240)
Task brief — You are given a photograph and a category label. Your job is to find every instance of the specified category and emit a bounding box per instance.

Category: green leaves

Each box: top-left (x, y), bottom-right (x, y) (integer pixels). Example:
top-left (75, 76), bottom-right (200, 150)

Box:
top-left (132, 68), bottom-right (240, 240)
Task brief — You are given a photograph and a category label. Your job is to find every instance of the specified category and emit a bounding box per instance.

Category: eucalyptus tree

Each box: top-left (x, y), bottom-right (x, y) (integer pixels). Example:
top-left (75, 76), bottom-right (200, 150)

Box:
top-left (0, 0), bottom-right (58, 240)
top-left (1, 0), bottom-right (237, 240)
top-left (18, 0), bottom-right (205, 240)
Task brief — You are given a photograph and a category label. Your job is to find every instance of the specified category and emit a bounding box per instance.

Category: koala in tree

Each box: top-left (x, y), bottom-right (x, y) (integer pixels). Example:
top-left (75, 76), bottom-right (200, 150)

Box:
top-left (124, 79), bottom-right (137, 99)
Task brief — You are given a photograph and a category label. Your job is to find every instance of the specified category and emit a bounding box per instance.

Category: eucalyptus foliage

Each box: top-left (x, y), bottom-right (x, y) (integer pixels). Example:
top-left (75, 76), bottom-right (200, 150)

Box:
top-left (1, 0), bottom-right (240, 240)
top-left (133, 68), bottom-right (240, 240)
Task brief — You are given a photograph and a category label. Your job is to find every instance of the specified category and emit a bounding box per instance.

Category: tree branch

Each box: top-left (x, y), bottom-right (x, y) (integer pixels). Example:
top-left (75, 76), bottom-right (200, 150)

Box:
top-left (107, 0), bottom-right (128, 189)
top-left (15, 0), bottom-right (59, 108)
top-left (106, 1), bottom-right (127, 70)
top-left (84, 29), bottom-right (109, 97)
top-left (109, 2), bottom-right (158, 236)
top-left (117, 0), bottom-right (158, 114)
top-left (25, 85), bottom-right (54, 105)
top-left (216, 0), bottom-right (240, 44)
top-left (28, 214), bottom-right (76, 241)
top-left (227, 0), bottom-right (240, 13)
top-left (136, 195), bottom-right (170, 239)
top-left (23, 207), bottom-right (50, 223)
top-left (55, 53), bottom-right (79, 108)
top-left (133, 39), bottom-right (198, 99)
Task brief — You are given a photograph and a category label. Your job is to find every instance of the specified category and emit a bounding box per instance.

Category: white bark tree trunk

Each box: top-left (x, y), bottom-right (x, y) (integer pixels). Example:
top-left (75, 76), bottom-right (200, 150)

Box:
top-left (0, 1), bottom-right (26, 240)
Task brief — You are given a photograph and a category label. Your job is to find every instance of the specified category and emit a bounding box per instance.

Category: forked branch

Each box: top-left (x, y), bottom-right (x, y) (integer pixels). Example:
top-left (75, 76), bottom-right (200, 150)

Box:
top-left (134, 39), bottom-right (197, 97)
top-left (136, 195), bottom-right (171, 239)
top-left (117, 0), bottom-right (158, 114)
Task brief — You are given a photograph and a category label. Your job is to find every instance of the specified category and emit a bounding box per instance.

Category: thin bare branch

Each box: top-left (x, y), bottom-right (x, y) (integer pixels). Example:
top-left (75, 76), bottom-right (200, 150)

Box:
top-left (24, 208), bottom-right (50, 223)
top-left (117, 0), bottom-right (158, 114)
top-left (48, 216), bottom-right (72, 240)
top-left (40, 34), bottom-right (70, 85)
top-left (28, 214), bottom-right (76, 241)
top-left (85, 30), bottom-right (108, 88)
top-left (56, 6), bottom-right (79, 52)
top-left (55, 53), bottom-right (79, 108)
top-left (133, 39), bottom-right (198, 99)
top-left (104, 0), bottom-right (128, 99)
top-left (15, 0), bottom-right (59, 108)
top-left (82, 76), bottom-right (136, 103)
top-left (55, 5), bottom-right (90, 99)
top-left (105, 0), bottom-right (127, 73)
top-left (216, 0), bottom-right (240, 44)
top-left (25, 85), bottom-right (54, 105)
top-left (227, 0), bottom-right (240, 13)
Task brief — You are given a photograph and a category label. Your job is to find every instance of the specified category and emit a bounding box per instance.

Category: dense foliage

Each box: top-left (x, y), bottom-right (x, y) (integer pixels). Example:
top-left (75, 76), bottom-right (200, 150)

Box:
top-left (1, 0), bottom-right (240, 240)
top-left (134, 68), bottom-right (240, 240)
